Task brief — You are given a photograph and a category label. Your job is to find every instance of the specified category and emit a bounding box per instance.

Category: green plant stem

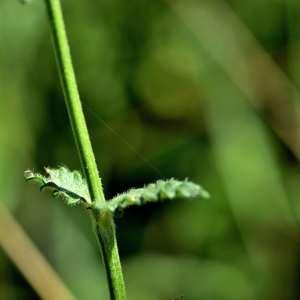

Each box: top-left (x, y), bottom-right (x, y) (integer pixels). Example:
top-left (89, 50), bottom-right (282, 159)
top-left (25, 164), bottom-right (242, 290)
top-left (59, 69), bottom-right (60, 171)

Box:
top-left (44, 0), bottom-right (104, 206)
top-left (44, 0), bottom-right (126, 299)
top-left (95, 212), bottom-right (126, 300)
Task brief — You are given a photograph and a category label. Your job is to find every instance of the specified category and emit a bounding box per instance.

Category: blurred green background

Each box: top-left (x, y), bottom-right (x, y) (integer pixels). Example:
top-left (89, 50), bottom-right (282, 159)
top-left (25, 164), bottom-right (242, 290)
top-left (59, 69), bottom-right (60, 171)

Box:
top-left (1, 0), bottom-right (300, 299)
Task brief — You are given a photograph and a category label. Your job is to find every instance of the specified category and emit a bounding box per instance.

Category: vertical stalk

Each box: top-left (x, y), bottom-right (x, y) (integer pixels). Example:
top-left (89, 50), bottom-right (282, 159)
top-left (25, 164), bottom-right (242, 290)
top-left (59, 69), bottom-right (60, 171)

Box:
top-left (96, 213), bottom-right (127, 300)
top-left (44, 0), bottom-right (126, 299)
top-left (43, 0), bottom-right (103, 206)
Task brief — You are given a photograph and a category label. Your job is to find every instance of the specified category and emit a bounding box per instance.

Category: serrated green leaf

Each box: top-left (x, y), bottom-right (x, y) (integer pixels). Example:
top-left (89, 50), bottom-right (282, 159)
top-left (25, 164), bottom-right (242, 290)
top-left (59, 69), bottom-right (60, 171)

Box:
top-left (25, 168), bottom-right (209, 213)
top-left (24, 167), bottom-right (91, 206)
top-left (107, 179), bottom-right (209, 212)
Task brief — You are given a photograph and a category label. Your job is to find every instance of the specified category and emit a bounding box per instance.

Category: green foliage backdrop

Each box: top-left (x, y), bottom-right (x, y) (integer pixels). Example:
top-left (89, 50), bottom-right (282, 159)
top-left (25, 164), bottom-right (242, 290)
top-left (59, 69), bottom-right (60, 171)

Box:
top-left (1, 0), bottom-right (300, 299)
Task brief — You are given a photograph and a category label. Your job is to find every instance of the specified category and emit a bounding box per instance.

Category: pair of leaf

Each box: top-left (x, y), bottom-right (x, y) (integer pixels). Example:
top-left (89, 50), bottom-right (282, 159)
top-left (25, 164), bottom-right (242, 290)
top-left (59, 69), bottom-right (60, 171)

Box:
top-left (24, 167), bottom-right (209, 213)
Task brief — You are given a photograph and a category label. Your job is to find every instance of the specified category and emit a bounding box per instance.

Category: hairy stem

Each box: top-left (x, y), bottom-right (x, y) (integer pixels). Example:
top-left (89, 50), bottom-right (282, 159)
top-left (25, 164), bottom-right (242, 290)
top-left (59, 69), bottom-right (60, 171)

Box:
top-left (95, 212), bottom-right (126, 300)
top-left (44, 0), bottom-right (126, 298)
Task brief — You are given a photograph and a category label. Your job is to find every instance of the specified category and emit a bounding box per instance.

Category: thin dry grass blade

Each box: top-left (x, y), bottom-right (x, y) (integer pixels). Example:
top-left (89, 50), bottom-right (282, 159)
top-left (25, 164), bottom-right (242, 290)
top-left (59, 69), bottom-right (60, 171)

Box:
top-left (0, 202), bottom-right (76, 300)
